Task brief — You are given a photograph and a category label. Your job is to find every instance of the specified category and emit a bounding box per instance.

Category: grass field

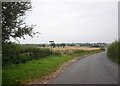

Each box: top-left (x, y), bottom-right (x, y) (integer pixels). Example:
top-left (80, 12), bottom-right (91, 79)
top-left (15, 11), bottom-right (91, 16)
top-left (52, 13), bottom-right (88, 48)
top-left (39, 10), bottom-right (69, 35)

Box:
top-left (51, 46), bottom-right (100, 51)
top-left (3, 48), bottom-right (101, 85)
top-left (40, 46), bottom-right (100, 51)
top-left (42, 46), bottom-right (100, 55)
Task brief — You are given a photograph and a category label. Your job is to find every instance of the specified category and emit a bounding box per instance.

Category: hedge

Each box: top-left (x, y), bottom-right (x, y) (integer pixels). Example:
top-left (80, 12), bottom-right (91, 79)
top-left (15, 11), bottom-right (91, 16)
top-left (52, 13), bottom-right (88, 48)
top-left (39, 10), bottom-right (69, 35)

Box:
top-left (107, 41), bottom-right (120, 63)
top-left (2, 42), bottom-right (53, 66)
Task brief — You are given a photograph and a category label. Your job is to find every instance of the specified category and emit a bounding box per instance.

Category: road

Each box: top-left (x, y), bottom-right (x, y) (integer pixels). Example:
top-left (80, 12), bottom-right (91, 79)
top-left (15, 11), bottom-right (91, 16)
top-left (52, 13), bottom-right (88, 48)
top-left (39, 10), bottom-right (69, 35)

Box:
top-left (48, 51), bottom-right (118, 84)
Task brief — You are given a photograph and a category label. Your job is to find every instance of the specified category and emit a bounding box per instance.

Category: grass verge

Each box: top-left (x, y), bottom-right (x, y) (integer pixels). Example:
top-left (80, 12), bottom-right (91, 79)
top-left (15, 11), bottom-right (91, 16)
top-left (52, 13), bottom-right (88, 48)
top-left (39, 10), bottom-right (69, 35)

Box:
top-left (3, 50), bottom-right (101, 85)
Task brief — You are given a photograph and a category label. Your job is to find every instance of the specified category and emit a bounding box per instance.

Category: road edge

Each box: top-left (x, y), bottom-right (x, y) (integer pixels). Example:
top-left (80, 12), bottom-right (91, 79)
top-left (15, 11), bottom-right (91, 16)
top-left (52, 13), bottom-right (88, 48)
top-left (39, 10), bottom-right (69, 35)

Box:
top-left (27, 52), bottom-right (101, 84)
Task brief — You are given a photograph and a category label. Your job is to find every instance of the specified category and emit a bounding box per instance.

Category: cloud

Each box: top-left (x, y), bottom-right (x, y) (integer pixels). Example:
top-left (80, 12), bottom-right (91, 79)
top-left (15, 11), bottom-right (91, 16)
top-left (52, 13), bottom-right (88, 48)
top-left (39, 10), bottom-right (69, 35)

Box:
top-left (17, 0), bottom-right (118, 44)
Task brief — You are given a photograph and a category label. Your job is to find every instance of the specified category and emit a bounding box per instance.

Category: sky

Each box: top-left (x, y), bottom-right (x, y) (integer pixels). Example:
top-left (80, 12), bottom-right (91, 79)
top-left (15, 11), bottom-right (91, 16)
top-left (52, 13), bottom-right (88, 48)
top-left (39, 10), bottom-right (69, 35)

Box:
top-left (16, 0), bottom-right (118, 44)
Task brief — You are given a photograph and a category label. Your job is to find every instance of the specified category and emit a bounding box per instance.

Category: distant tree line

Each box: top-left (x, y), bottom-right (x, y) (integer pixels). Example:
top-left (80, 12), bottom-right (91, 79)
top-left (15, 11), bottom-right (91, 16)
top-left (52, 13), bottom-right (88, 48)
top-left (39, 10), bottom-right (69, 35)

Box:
top-left (39, 43), bottom-right (66, 48)
top-left (35, 42), bottom-right (106, 48)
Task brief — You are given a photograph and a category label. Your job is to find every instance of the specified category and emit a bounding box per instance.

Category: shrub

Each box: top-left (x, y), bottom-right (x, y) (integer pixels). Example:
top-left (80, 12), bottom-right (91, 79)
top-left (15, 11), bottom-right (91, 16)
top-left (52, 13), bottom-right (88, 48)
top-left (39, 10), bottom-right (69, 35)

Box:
top-left (100, 46), bottom-right (105, 51)
top-left (107, 41), bottom-right (120, 63)
top-left (2, 42), bottom-right (53, 66)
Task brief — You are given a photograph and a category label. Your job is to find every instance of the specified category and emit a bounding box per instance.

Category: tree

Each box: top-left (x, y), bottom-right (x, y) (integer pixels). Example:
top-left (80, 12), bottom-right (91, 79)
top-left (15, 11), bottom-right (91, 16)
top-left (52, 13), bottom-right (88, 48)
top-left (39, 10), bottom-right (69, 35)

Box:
top-left (42, 44), bottom-right (45, 48)
top-left (51, 43), bottom-right (56, 48)
top-left (56, 44), bottom-right (60, 47)
top-left (2, 2), bottom-right (40, 42)
top-left (60, 43), bottom-right (65, 48)
top-left (49, 41), bottom-right (54, 49)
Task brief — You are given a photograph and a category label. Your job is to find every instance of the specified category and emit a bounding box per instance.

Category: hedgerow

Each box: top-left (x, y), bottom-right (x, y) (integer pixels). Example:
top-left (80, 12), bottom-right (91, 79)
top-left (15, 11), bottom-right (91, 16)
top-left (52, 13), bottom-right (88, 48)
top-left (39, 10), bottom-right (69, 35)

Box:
top-left (2, 42), bottom-right (53, 65)
top-left (107, 41), bottom-right (120, 64)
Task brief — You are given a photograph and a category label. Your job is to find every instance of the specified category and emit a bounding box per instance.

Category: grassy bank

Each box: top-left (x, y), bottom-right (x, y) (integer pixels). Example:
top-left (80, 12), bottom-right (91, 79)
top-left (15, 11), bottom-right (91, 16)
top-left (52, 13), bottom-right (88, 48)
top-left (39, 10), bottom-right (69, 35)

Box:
top-left (107, 41), bottom-right (120, 64)
top-left (3, 50), bottom-right (101, 85)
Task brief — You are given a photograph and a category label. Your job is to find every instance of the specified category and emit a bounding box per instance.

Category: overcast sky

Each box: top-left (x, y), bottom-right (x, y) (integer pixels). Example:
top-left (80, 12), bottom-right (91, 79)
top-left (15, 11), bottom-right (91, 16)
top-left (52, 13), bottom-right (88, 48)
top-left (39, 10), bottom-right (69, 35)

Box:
top-left (17, 0), bottom-right (118, 44)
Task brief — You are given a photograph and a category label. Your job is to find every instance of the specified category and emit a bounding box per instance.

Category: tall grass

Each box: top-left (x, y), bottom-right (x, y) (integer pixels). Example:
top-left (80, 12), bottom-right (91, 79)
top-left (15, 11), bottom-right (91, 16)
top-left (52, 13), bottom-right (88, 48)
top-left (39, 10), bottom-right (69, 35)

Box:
top-left (107, 41), bottom-right (120, 64)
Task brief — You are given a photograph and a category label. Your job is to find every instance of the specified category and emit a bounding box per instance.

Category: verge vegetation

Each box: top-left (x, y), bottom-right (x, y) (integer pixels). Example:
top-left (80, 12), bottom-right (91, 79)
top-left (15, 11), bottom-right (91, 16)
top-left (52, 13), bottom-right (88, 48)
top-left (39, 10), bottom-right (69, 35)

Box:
top-left (107, 41), bottom-right (120, 64)
top-left (2, 42), bottom-right (53, 66)
top-left (2, 42), bottom-right (102, 85)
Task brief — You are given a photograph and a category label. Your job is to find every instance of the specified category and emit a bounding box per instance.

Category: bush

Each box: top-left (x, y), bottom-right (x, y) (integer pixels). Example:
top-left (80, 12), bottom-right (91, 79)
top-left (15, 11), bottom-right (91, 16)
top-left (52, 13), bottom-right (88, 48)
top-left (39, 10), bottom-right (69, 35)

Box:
top-left (107, 41), bottom-right (120, 63)
top-left (2, 42), bottom-right (53, 66)
top-left (100, 46), bottom-right (105, 51)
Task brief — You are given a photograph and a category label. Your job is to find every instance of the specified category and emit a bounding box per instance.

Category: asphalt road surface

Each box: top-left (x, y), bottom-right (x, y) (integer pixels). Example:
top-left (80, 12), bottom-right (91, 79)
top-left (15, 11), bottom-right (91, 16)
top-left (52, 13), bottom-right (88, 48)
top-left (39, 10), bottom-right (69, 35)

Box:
top-left (48, 51), bottom-right (118, 84)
